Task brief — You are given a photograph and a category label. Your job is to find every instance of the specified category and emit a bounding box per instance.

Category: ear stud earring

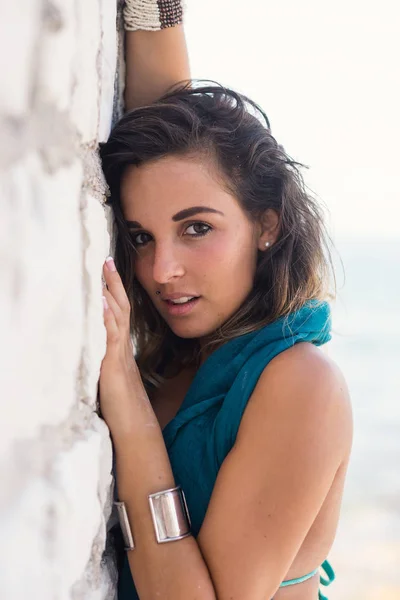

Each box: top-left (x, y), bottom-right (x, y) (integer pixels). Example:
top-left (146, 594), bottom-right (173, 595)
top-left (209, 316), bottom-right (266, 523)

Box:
top-left (265, 241), bottom-right (270, 248)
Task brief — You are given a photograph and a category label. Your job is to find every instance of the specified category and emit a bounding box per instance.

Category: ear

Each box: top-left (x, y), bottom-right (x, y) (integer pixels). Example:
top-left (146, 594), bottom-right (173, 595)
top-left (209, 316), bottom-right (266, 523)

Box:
top-left (257, 209), bottom-right (280, 251)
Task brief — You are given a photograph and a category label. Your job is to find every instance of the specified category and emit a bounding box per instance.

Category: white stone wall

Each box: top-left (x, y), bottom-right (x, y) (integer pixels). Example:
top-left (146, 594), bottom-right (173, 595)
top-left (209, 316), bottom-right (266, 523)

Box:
top-left (0, 1), bottom-right (125, 598)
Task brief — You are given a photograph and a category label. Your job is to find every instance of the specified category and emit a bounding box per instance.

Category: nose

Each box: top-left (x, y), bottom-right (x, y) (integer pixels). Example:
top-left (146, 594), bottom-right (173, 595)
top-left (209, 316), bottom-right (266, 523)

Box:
top-left (152, 240), bottom-right (186, 284)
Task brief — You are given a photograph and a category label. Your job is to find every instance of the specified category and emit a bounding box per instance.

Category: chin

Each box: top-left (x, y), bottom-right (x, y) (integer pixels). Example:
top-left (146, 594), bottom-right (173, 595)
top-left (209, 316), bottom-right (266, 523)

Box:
top-left (166, 318), bottom-right (222, 340)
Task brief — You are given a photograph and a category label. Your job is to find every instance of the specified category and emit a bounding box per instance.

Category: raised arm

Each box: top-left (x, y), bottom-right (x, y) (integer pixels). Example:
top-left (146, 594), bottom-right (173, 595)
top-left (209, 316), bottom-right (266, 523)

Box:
top-left (124, 6), bottom-right (191, 110)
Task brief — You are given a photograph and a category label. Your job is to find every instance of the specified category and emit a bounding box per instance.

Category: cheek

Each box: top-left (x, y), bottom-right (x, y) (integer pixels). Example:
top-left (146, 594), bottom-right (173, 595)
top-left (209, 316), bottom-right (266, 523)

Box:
top-left (202, 232), bottom-right (255, 274)
top-left (133, 255), bottom-right (151, 289)
top-left (194, 236), bottom-right (227, 264)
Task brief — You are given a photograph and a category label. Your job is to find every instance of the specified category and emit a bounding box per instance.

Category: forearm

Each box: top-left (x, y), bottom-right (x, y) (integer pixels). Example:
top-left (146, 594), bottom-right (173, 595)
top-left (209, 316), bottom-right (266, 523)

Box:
top-left (125, 25), bottom-right (191, 110)
top-left (113, 393), bottom-right (215, 599)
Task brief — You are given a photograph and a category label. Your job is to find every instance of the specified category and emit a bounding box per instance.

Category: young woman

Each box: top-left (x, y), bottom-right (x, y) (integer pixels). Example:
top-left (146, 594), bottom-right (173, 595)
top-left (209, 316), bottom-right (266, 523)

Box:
top-left (98, 2), bottom-right (353, 599)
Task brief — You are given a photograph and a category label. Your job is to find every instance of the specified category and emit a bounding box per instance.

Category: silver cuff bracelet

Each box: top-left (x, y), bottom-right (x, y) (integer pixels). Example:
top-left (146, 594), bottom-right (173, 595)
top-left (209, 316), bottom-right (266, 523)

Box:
top-left (114, 485), bottom-right (192, 551)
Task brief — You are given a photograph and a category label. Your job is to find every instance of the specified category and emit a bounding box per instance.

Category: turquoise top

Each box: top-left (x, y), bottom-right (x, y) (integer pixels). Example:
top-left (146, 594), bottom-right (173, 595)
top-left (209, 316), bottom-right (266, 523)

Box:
top-left (117, 299), bottom-right (336, 600)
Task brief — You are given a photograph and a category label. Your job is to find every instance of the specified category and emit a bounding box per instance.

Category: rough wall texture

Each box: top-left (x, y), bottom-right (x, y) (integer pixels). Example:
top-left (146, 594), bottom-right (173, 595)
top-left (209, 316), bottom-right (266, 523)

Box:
top-left (0, 1), bottom-right (125, 598)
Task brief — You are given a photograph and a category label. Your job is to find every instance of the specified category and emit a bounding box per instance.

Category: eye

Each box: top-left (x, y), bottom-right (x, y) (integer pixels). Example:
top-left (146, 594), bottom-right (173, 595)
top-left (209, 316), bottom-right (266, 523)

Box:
top-left (130, 232), bottom-right (152, 247)
top-left (184, 222), bottom-right (212, 237)
top-left (129, 221), bottom-right (212, 248)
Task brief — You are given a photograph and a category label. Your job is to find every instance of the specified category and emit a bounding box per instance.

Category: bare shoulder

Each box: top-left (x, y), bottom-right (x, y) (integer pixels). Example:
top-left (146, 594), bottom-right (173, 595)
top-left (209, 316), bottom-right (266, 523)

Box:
top-left (237, 341), bottom-right (353, 464)
top-left (197, 342), bottom-right (353, 598)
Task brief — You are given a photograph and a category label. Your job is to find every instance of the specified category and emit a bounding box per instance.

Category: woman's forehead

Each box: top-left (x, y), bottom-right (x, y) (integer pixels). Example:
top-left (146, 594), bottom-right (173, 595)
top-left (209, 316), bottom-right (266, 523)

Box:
top-left (121, 155), bottom-right (222, 192)
top-left (120, 156), bottom-right (242, 222)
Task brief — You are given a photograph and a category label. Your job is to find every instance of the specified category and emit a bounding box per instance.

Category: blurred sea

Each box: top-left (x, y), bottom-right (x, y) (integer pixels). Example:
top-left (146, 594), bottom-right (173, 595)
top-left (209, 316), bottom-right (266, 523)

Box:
top-left (325, 238), bottom-right (400, 600)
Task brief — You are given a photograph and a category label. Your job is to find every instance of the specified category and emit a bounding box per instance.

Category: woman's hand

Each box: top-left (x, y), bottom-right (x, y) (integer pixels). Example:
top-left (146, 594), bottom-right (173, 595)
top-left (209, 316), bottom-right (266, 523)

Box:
top-left (99, 256), bottom-right (147, 437)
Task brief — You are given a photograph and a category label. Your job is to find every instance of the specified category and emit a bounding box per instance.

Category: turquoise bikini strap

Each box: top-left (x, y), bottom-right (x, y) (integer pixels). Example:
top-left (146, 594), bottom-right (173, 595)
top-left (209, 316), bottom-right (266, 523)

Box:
top-left (319, 559), bottom-right (336, 586)
top-left (318, 559), bottom-right (336, 600)
top-left (280, 559), bottom-right (335, 600)
top-left (279, 567), bottom-right (319, 587)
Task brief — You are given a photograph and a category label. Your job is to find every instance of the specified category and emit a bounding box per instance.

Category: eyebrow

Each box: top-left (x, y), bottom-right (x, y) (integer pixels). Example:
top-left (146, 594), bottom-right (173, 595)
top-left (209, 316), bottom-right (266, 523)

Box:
top-left (125, 206), bottom-right (225, 229)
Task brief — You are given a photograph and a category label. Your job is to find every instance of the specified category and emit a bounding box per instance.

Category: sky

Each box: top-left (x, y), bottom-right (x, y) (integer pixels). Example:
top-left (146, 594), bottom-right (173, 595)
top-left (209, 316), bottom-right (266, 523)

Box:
top-left (184, 0), bottom-right (400, 240)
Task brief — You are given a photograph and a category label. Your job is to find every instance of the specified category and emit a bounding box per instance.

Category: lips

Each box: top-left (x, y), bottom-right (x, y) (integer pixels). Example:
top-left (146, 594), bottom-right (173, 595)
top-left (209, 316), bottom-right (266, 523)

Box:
top-left (161, 293), bottom-right (200, 301)
top-left (162, 296), bottom-right (201, 316)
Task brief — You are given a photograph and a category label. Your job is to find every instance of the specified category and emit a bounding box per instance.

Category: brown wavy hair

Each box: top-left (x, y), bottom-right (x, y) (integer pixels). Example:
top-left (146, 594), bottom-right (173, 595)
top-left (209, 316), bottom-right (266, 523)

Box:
top-left (99, 81), bottom-right (336, 390)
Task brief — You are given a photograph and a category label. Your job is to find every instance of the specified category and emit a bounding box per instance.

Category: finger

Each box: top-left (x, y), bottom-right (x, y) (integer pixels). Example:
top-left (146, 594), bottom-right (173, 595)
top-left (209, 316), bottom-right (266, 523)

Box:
top-left (102, 295), bottom-right (120, 342)
top-left (103, 257), bottom-right (131, 313)
top-left (102, 286), bottom-right (126, 328)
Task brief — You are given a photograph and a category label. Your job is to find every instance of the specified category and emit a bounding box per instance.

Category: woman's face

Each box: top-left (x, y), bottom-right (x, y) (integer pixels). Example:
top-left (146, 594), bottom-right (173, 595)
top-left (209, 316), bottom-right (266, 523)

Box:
top-left (120, 155), bottom-right (266, 340)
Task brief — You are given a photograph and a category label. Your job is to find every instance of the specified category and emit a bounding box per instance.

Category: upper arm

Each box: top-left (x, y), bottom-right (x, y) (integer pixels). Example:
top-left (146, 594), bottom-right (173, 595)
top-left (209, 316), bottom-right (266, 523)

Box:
top-left (197, 343), bottom-right (352, 600)
top-left (125, 26), bottom-right (191, 110)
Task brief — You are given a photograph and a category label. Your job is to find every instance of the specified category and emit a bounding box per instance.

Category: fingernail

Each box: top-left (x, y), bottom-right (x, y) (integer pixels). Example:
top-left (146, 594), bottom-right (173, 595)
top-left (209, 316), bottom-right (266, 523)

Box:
top-left (105, 256), bottom-right (116, 271)
top-left (102, 295), bottom-right (109, 310)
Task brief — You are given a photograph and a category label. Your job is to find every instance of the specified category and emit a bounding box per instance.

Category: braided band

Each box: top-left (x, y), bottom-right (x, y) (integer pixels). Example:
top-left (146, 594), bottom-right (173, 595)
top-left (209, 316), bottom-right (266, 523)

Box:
top-left (123, 0), bottom-right (185, 32)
